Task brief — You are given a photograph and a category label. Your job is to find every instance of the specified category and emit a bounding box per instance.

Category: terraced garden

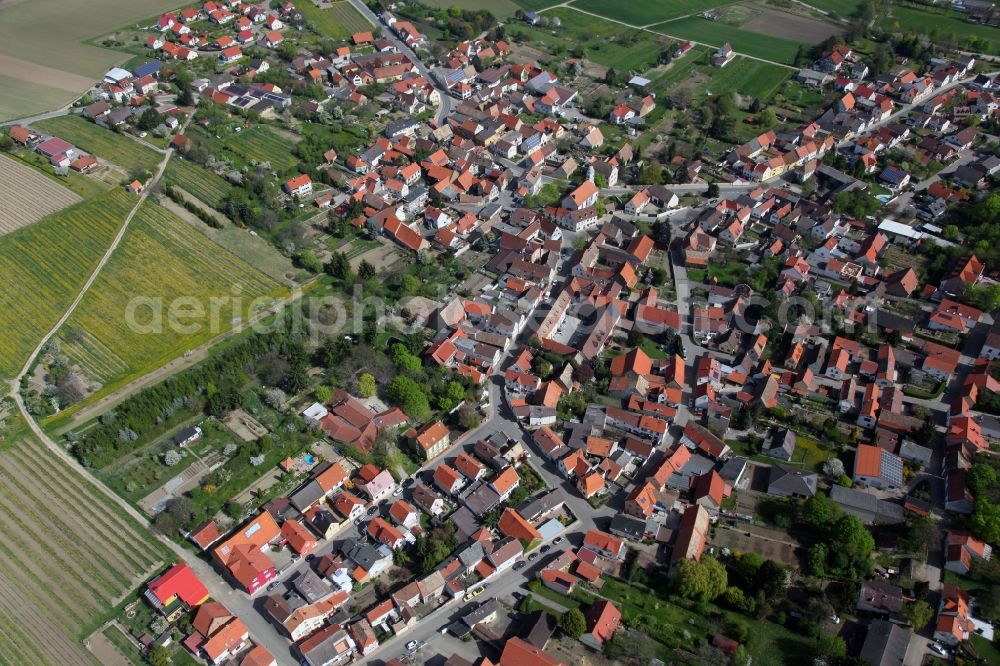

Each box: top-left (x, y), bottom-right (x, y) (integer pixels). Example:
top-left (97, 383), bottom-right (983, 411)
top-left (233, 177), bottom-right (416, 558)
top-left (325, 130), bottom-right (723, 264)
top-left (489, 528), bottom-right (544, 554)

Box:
top-left (56, 200), bottom-right (288, 390)
top-left (0, 415), bottom-right (168, 666)
top-left (164, 158), bottom-right (233, 209)
top-left (33, 115), bottom-right (161, 173)
top-left (0, 189), bottom-right (132, 378)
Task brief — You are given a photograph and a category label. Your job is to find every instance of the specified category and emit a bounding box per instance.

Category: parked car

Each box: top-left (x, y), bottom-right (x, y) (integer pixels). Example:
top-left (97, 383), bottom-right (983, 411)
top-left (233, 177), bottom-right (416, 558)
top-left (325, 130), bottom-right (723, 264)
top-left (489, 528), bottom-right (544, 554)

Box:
top-left (405, 640), bottom-right (418, 650)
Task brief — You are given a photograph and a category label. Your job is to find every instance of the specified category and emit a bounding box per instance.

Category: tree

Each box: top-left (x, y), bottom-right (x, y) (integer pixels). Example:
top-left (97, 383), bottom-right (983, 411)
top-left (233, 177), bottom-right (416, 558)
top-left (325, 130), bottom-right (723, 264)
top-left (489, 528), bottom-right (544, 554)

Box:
top-left (457, 402), bottom-right (481, 429)
top-left (357, 372), bottom-right (377, 398)
top-left (827, 515), bottom-right (875, 578)
top-left (675, 556), bottom-right (727, 602)
top-left (706, 182), bottom-right (720, 198)
top-left (325, 252), bottom-right (353, 280)
top-left (802, 492), bottom-right (841, 529)
top-left (900, 600), bottom-right (933, 629)
top-left (295, 250), bottom-right (323, 273)
top-left (148, 645), bottom-right (170, 666)
top-left (807, 543), bottom-right (828, 577)
top-left (969, 463), bottom-right (998, 496)
top-left (388, 376), bottom-right (431, 420)
top-left (815, 634), bottom-right (846, 659)
top-left (315, 385), bottom-right (333, 403)
top-left (971, 499), bottom-right (1000, 545)
top-left (723, 586), bottom-right (757, 614)
top-left (136, 107), bottom-right (162, 131)
top-left (755, 560), bottom-right (789, 601)
top-left (358, 260), bottom-right (376, 281)
top-left (559, 608), bottom-right (586, 638)
top-left (758, 107), bottom-right (778, 129)
top-left (163, 450), bottom-right (182, 466)
top-left (822, 458), bottom-right (845, 479)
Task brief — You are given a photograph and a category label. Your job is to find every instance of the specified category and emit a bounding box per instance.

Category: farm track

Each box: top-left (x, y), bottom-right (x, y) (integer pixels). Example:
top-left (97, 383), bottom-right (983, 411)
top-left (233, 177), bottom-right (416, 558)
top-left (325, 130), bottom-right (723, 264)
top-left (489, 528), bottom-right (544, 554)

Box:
top-left (15, 436), bottom-right (166, 565)
top-left (0, 571), bottom-right (95, 666)
top-left (5, 443), bottom-right (158, 575)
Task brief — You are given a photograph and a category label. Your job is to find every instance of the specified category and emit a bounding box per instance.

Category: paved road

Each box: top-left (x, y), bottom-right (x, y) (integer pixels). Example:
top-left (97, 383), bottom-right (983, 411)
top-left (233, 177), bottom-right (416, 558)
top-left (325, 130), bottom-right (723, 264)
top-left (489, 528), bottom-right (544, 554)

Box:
top-left (6, 115), bottom-right (301, 663)
top-left (347, 0), bottom-right (453, 125)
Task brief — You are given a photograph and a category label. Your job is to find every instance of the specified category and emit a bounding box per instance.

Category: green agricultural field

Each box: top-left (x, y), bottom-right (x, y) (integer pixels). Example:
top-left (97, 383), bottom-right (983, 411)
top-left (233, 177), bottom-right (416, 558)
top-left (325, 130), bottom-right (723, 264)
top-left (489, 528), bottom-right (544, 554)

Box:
top-left (508, 8), bottom-right (673, 70)
top-left (221, 126), bottom-right (300, 173)
top-left (514, 0), bottom-right (564, 10)
top-left (799, 0), bottom-right (868, 18)
top-left (0, 75), bottom-right (77, 123)
top-left (328, 1), bottom-right (374, 32)
top-left (700, 56), bottom-right (791, 99)
top-left (34, 115), bottom-right (160, 173)
top-left (422, 0), bottom-right (522, 16)
top-left (571, 0), bottom-right (732, 25)
top-left (0, 189), bottom-right (132, 378)
top-left (57, 200), bottom-right (287, 391)
top-left (0, 0), bottom-right (187, 120)
top-left (0, 414), bottom-right (169, 666)
top-left (165, 158), bottom-right (233, 209)
top-left (652, 16), bottom-right (805, 64)
top-left (296, 0), bottom-right (355, 40)
top-left (879, 5), bottom-right (1000, 54)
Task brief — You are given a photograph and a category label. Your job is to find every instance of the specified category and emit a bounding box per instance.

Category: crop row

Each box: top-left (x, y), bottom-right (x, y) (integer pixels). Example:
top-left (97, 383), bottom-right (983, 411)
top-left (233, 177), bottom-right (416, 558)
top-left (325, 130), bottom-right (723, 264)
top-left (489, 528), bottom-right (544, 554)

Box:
top-left (0, 189), bottom-right (132, 377)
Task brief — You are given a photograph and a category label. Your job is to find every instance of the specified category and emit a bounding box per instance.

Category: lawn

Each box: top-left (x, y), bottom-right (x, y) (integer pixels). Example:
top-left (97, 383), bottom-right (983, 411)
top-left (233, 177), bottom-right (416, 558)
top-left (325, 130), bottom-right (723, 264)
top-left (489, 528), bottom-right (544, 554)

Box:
top-left (220, 126), bottom-right (300, 174)
top-left (699, 57), bottom-right (791, 99)
top-left (34, 115), bottom-right (161, 173)
top-left (515, 0), bottom-right (564, 11)
top-left (571, 0), bottom-right (733, 25)
top-left (297, 0), bottom-right (359, 40)
top-left (56, 199), bottom-right (288, 392)
top-left (878, 5), bottom-right (1000, 54)
top-left (652, 16), bottom-right (805, 64)
top-left (0, 189), bottom-right (132, 378)
top-left (164, 158), bottom-right (233, 209)
top-left (508, 8), bottom-right (673, 70)
top-left (789, 435), bottom-right (833, 471)
top-left (0, 413), bottom-right (169, 666)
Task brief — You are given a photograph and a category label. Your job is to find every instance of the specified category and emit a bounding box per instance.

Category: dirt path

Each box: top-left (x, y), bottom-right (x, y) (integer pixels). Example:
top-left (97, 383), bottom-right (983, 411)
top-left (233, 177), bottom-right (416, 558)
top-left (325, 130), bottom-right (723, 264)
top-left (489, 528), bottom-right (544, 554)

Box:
top-left (540, 3), bottom-right (797, 70)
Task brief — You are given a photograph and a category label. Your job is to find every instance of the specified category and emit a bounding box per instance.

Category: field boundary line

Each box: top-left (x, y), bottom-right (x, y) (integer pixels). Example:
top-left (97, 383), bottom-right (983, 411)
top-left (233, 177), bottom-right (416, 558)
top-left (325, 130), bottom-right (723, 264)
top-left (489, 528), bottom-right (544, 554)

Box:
top-left (538, 3), bottom-right (797, 69)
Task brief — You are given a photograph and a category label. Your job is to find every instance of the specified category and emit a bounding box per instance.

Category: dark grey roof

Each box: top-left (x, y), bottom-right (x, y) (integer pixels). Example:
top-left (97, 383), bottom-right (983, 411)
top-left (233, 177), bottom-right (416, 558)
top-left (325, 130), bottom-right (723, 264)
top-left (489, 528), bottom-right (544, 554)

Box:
top-left (461, 480), bottom-right (502, 517)
top-left (860, 619), bottom-right (909, 666)
top-left (518, 489), bottom-right (566, 522)
top-left (341, 537), bottom-right (388, 571)
top-left (830, 485), bottom-right (905, 524)
top-left (764, 428), bottom-right (796, 458)
top-left (462, 598), bottom-right (501, 627)
top-left (451, 506), bottom-right (480, 542)
top-left (718, 457), bottom-right (748, 484)
top-left (293, 569), bottom-right (333, 604)
top-left (521, 610), bottom-right (557, 648)
top-left (456, 540), bottom-right (486, 570)
top-left (290, 480), bottom-right (325, 511)
top-left (609, 514), bottom-right (646, 541)
top-left (767, 465), bottom-right (818, 497)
